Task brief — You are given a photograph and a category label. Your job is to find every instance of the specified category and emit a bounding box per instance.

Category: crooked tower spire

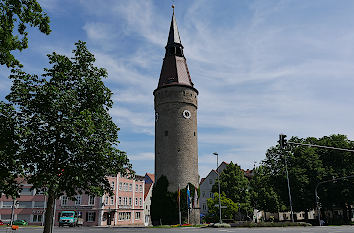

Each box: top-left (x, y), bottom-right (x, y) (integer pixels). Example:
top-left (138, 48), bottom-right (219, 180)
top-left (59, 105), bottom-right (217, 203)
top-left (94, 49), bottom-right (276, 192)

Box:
top-left (156, 6), bottom-right (196, 90)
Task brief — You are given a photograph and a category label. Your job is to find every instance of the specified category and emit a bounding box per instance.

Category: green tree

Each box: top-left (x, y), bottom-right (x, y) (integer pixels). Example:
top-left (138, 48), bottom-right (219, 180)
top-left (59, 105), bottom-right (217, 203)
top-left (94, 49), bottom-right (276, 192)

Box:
top-left (250, 166), bottom-right (282, 213)
top-left (150, 176), bottom-right (178, 225)
top-left (1, 0), bottom-right (51, 68)
top-left (262, 138), bottom-right (325, 213)
top-left (262, 134), bottom-right (353, 223)
top-left (314, 135), bottom-right (354, 223)
top-left (211, 162), bottom-right (252, 220)
top-left (151, 176), bottom-right (199, 225)
top-left (212, 163), bottom-right (251, 203)
top-left (0, 101), bottom-right (22, 197)
top-left (206, 193), bottom-right (238, 222)
top-left (5, 41), bottom-right (130, 233)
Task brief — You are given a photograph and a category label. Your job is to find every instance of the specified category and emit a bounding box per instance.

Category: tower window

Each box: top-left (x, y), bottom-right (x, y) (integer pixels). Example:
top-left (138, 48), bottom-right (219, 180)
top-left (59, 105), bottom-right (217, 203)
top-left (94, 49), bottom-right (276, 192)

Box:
top-left (194, 132), bottom-right (196, 136)
top-left (164, 131), bottom-right (168, 136)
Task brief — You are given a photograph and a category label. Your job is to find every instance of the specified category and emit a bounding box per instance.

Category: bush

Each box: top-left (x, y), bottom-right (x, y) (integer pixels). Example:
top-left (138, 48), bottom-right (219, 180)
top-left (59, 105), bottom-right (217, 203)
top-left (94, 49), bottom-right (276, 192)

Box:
top-left (212, 223), bottom-right (231, 228)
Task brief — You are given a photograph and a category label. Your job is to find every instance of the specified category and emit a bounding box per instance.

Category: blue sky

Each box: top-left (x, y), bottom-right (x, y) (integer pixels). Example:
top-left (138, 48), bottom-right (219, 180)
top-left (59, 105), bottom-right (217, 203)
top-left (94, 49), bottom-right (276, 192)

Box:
top-left (1, 0), bottom-right (354, 179)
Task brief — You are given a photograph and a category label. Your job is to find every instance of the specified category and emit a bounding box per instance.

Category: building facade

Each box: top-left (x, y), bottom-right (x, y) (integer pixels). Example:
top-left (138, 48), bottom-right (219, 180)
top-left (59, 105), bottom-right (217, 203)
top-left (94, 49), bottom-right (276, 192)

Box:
top-left (0, 173), bottom-right (145, 226)
top-left (199, 162), bottom-right (228, 216)
top-left (0, 184), bottom-right (46, 225)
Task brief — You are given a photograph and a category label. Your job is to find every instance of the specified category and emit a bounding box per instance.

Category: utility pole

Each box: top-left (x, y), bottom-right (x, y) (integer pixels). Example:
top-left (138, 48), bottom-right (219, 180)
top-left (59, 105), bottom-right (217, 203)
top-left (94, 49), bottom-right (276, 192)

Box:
top-left (212, 152), bottom-right (222, 224)
top-left (279, 134), bottom-right (294, 222)
top-left (278, 134), bottom-right (354, 224)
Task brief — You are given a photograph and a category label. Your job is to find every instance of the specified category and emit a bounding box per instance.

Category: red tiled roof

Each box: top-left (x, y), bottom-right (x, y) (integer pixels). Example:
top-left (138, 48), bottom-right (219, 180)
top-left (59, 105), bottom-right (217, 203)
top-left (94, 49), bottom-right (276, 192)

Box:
top-left (145, 173), bottom-right (155, 183)
top-left (144, 183), bottom-right (153, 200)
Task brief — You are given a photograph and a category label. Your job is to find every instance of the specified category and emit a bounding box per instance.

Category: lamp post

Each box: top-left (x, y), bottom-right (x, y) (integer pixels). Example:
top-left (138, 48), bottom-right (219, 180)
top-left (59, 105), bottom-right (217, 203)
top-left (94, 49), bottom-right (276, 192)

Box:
top-left (212, 152), bottom-right (222, 224)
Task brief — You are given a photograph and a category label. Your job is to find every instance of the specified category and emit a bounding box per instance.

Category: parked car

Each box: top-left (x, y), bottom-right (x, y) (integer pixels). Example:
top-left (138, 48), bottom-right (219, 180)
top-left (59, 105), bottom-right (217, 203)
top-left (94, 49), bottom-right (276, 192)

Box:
top-left (0, 220), bottom-right (4, 225)
top-left (12, 220), bottom-right (28, 226)
top-left (59, 211), bottom-right (82, 227)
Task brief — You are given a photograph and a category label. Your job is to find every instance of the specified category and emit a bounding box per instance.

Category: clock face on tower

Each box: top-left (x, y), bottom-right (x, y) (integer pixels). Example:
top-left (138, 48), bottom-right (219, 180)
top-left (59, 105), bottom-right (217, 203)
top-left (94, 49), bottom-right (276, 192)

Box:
top-left (182, 110), bottom-right (191, 119)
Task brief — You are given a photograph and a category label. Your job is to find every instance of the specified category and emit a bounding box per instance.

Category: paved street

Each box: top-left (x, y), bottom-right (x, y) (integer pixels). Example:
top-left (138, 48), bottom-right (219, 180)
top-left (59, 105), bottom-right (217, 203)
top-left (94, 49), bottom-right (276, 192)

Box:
top-left (0, 226), bottom-right (353, 233)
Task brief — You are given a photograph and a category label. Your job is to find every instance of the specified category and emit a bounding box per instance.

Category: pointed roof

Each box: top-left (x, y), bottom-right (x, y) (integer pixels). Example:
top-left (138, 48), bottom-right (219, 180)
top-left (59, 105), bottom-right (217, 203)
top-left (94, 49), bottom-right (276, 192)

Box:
top-left (167, 9), bottom-right (181, 45)
top-left (154, 7), bottom-right (197, 93)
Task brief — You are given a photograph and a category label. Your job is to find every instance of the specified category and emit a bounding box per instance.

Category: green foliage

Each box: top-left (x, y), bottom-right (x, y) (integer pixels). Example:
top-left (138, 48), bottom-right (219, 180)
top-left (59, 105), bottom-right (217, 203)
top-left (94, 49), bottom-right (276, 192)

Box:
top-left (206, 193), bottom-right (238, 222)
top-left (0, 0), bottom-right (51, 68)
top-left (151, 176), bottom-right (178, 225)
top-left (0, 101), bottom-right (21, 197)
top-left (3, 41), bottom-right (130, 232)
top-left (151, 176), bottom-right (199, 225)
top-left (250, 166), bottom-right (281, 213)
top-left (261, 134), bottom-right (354, 223)
top-left (211, 162), bottom-right (252, 218)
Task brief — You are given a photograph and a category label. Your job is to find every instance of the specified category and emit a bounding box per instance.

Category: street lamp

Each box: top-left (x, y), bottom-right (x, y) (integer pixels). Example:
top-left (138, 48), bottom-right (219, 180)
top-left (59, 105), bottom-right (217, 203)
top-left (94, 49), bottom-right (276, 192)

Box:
top-left (212, 152), bottom-right (222, 224)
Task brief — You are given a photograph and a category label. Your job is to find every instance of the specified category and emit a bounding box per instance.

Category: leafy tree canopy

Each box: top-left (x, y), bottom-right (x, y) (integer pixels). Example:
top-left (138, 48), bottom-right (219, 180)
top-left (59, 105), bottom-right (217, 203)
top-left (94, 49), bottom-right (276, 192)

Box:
top-left (0, 101), bottom-right (21, 197)
top-left (4, 41), bottom-right (130, 233)
top-left (1, 0), bottom-right (51, 68)
top-left (206, 192), bottom-right (239, 223)
top-left (151, 176), bottom-right (199, 225)
top-left (261, 134), bottom-right (354, 223)
top-left (250, 165), bottom-right (283, 213)
top-left (212, 162), bottom-right (250, 205)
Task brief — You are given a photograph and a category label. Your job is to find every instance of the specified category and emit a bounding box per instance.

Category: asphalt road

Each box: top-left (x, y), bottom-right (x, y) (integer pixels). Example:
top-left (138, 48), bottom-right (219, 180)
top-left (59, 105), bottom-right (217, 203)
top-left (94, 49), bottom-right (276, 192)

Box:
top-left (0, 226), bottom-right (353, 233)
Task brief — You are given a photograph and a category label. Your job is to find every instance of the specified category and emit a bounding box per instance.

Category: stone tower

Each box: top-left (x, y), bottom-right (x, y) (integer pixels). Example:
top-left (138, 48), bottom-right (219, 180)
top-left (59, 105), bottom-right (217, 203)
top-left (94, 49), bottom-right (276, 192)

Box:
top-left (154, 9), bottom-right (199, 193)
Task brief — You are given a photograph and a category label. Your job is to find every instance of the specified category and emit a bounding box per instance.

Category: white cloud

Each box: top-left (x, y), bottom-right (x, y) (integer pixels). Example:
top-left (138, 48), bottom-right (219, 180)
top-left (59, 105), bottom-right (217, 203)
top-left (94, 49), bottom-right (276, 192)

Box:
top-left (129, 152), bottom-right (154, 161)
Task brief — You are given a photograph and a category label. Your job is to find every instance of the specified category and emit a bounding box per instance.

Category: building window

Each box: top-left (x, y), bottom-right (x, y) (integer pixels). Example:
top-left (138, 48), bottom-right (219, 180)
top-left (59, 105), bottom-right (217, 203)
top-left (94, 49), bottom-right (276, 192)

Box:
top-left (135, 184), bottom-right (138, 192)
top-left (20, 188), bottom-right (33, 195)
top-left (209, 179), bottom-right (212, 184)
top-left (129, 197), bottom-right (132, 205)
top-left (74, 195), bottom-right (82, 205)
top-left (123, 183), bottom-right (127, 191)
top-left (139, 185), bottom-right (142, 192)
top-left (129, 184), bottom-right (132, 192)
top-left (111, 181), bottom-right (115, 189)
top-left (2, 202), bottom-right (13, 208)
top-left (105, 196), bottom-right (109, 205)
top-left (87, 212), bottom-right (96, 222)
top-left (34, 201), bottom-right (45, 208)
top-left (118, 212), bottom-right (131, 221)
top-left (89, 196), bottom-right (95, 205)
top-left (119, 197), bottom-right (122, 205)
top-left (202, 203), bottom-right (207, 210)
top-left (124, 197), bottom-right (127, 205)
top-left (33, 215), bottom-right (43, 222)
top-left (61, 196), bottom-right (68, 206)
top-left (135, 198), bottom-right (138, 206)
top-left (110, 196), bottom-right (114, 205)
top-left (209, 192), bottom-right (213, 198)
top-left (202, 191), bottom-right (205, 197)
top-left (18, 201), bottom-right (32, 208)
top-left (139, 198), bottom-right (142, 206)
top-left (135, 212), bottom-right (141, 220)
top-left (164, 130), bottom-right (168, 136)
top-left (119, 182), bottom-right (122, 190)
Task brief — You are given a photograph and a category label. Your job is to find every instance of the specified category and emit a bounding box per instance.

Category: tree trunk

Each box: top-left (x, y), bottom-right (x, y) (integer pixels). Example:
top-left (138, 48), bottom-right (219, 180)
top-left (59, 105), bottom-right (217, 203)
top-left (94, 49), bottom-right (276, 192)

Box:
top-left (342, 203), bottom-right (348, 224)
top-left (43, 190), bottom-right (56, 233)
top-left (348, 204), bottom-right (352, 223)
